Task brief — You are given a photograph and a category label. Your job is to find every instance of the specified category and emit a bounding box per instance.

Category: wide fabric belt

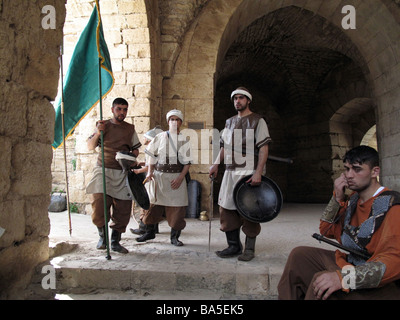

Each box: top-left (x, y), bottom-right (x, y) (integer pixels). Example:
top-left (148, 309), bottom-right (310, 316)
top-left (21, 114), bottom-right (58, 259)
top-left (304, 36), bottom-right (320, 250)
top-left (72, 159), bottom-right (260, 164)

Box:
top-left (155, 163), bottom-right (184, 173)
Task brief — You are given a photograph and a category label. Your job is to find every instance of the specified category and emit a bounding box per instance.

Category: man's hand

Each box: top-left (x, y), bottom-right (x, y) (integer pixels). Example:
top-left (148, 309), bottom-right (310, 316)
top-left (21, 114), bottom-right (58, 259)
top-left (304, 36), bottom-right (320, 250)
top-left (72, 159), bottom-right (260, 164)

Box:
top-left (312, 271), bottom-right (342, 300)
top-left (171, 175), bottom-right (184, 190)
top-left (96, 120), bottom-right (106, 133)
top-left (333, 173), bottom-right (348, 203)
top-left (245, 171), bottom-right (262, 186)
top-left (209, 164), bottom-right (218, 179)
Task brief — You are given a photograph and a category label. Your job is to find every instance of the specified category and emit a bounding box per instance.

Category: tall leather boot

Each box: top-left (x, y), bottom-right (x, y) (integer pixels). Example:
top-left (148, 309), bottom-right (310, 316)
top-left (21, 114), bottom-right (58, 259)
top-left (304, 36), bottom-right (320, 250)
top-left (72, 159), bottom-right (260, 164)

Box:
top-left (215, 229), bottom-right (242, 258)
top-left (130, 220), bottom-right (146, 235)
top-left (238, 236), bottom-right (256, 261)
top-left (136, 224), bottom-right (156, 242)
top-left (96, 226), bottom-right (106, 250)
top-left (170, 228), bottom-right (183, 246)
top-left (111, 229), bottom-right (129, 254)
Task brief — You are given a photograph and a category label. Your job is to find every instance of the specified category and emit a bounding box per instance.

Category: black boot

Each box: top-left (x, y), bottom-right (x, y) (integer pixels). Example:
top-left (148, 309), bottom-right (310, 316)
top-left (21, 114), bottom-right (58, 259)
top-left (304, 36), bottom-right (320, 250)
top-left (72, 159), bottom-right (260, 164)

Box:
top-left (170, 228), bottom-right (183, 246)
top-left (130, 220), bottom-right (146, 235)
top-left (96, 226), bottom-right (106, 250)
top-left (238, 236), bottom-right (256, 261)
top-left (155, 223), bottom-right (159, 234)
top-left (215, 229), bottom-right (242, 258)
top-left (111, 229), bottom-right (129, 254)
top-left (136, 224), bottom-right (156, 242)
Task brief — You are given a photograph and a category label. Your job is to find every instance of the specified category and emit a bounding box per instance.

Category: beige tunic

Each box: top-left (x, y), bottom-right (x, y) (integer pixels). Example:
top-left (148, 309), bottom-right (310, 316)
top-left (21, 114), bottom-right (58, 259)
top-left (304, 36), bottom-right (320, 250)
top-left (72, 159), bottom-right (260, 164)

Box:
top-left (218, 117), bottom-right (271, 210)
top-left (145, 131), bottom-right (193, 207)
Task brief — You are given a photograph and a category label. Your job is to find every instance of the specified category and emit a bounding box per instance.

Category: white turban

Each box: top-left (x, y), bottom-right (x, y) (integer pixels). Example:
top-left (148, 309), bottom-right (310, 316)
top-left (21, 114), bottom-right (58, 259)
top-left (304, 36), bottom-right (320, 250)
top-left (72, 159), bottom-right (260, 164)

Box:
top-left (231, 87), bottom-right (252, 101)
top-left (166, 109), bottom-right (184, 122)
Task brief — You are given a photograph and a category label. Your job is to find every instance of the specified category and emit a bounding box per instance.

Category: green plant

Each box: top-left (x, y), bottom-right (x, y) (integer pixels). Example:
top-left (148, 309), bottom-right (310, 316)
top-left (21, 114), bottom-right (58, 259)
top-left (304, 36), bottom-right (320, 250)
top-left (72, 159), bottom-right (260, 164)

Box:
top-left (71, 158), bottom-right (77, 171)
top-left (51, 187), bottom-right (65, 194)
top-left (69, 202), bottom-right (79, 213)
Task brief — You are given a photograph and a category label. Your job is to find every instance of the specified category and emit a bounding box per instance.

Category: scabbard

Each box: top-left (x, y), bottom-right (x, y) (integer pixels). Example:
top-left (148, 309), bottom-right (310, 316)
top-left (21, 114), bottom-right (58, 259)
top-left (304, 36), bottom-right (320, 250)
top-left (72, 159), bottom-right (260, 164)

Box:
top-left (312, 233), bottom-right (372, 260)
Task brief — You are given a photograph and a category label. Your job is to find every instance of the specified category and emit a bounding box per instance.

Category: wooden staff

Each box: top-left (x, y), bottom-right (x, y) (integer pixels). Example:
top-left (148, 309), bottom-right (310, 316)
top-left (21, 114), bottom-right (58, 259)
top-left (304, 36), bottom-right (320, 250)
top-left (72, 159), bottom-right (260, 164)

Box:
top-left (59, 43), bottom-right (72, 236)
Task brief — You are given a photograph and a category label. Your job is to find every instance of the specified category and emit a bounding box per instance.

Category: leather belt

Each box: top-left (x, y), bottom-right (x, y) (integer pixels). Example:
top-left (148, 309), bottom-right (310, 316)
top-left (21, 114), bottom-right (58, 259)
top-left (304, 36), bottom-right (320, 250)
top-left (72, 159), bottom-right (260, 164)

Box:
top-left (155, 163), bottom-right (184, 173)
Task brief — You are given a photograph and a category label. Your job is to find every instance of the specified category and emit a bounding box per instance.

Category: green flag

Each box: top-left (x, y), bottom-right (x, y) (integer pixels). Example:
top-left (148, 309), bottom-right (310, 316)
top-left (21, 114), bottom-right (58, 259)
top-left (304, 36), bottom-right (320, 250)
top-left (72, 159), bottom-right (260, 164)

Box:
top-left (52, 1), bottom-right (114, 149)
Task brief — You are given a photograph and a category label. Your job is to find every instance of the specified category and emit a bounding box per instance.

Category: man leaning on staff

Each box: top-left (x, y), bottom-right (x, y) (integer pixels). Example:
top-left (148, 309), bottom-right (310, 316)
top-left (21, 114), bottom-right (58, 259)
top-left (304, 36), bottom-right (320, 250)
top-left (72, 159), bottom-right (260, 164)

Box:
top-left (86, 97), bottom-right (141, 254)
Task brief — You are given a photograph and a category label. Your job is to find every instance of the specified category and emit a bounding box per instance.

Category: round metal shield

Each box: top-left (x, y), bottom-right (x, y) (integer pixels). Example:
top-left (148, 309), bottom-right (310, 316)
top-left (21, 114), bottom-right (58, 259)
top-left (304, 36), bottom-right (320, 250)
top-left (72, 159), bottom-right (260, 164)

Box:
top-left (126, 169), bottom-right (150, 210)
top-left (233, 175), bottom-right (283, 223)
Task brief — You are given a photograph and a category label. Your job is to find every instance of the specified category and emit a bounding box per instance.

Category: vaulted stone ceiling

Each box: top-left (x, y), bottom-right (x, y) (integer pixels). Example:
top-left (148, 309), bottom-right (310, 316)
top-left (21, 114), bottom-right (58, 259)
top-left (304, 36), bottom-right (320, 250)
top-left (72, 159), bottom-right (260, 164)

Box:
top-left (217, 6), bottom-right (368, 117)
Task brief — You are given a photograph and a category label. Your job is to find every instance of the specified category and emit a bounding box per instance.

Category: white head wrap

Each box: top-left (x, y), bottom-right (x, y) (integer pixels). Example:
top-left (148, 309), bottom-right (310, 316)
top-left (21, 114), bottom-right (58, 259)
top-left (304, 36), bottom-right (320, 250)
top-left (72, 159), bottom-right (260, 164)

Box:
top-left (166, 109), bottom-right (184, 122)
top-left (144, 125), bottom-right (163, 141)
top-left (230, 87), bottom-right (252, 101)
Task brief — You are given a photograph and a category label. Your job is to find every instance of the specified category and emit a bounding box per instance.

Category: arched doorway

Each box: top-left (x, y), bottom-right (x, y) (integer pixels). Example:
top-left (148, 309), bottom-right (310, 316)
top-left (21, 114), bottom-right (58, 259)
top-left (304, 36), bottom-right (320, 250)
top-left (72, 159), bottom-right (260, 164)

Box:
top-left (52, 0), bottom-right (162, 212)
top-left (214, 6), bottom-right (371, 202)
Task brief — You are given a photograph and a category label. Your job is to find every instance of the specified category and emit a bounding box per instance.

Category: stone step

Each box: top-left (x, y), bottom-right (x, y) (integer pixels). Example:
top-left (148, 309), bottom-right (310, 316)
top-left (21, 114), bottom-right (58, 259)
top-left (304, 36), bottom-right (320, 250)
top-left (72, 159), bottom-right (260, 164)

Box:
top-left (27, 243), bottom-right (283, 300)
top-left (31, 205), bottom-right (327, 300)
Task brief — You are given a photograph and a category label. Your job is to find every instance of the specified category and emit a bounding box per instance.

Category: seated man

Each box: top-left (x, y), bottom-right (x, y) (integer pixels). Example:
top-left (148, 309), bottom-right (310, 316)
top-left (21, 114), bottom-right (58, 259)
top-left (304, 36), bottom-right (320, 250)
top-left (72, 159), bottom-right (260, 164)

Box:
top-left (278, 146), bottom-right (400, 300)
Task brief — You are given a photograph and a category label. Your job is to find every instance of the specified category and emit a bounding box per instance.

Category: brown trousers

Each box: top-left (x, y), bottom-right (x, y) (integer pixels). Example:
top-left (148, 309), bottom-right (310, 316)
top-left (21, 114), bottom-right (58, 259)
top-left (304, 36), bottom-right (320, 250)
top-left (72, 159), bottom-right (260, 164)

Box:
top-left (277, 246), bottom-right (400, 300)
top-left (91, 193), bottom-right (132, 233)
top-left (142, 205), bottom-right (186, 231)
top-left (219, 207), bottom-right (261, 238)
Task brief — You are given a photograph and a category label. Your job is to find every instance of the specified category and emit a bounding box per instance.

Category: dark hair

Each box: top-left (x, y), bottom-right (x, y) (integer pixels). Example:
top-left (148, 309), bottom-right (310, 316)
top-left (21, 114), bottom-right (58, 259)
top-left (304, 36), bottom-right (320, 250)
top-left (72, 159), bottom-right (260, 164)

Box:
top-left (112, 98), bottom-right (128, 107)
top-left (343, 146), bottom-right (379, 168)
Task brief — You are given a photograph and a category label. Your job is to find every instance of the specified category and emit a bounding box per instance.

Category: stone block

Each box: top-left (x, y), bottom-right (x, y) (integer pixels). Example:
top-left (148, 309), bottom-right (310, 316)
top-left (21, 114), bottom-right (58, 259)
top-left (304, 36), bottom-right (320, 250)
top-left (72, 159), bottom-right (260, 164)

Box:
top-left (0, 238), bottom-right (49, 299)
top-left (109, 43), bottom-right (127, 59)
top-left (235, 271), bottom-right (269, 296)
top-left (118, 0), bottom-right (147, 14)
top-left (11, 141), bottom-right (53, 197)
top-left (0, 200), bottom-right (25, 248)
top-left (122, 29), bottom-right (150, 44)
top-left (26, 97), bottom-right (55, 145)
top-left (125, 13), bottom-right (149, 28)
top-left (0, 81), bottom-right (28, 138)
top-left (48, 194), bottom-right (67, 212)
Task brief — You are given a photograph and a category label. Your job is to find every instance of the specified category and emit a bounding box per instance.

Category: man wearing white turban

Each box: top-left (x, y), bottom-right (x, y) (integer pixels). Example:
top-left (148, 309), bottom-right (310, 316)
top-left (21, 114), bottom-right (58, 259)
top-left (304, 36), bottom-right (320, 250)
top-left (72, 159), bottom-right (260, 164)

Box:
top-left (136, 109), bottom-right (193, 246)
top-left (209, 87), bottom-right (272, 261)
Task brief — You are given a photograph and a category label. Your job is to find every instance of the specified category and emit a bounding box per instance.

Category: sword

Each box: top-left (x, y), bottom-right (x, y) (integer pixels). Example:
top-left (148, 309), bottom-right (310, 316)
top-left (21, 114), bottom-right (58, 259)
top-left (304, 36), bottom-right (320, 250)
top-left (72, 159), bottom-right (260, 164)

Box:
top-left (312, 233), bottom-right (372, 260)
top-left (208, 176), bottom-right (215, 251)
top-left (219, 143), bottom-right (293, 164)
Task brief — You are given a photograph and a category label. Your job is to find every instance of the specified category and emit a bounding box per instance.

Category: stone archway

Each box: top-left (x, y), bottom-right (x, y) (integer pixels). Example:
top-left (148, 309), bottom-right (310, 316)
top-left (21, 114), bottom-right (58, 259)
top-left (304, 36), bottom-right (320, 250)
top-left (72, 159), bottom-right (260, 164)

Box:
top-left (52, 0), bottom-right (162, 212)
top-left (165, 0), bottom-right (400, 206)
top-left (329, 98), bottom-right (376, 180)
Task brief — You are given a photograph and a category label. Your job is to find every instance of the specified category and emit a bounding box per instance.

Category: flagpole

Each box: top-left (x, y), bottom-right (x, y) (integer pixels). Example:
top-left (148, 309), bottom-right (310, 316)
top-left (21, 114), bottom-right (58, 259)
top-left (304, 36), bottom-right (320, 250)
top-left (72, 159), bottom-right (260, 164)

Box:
top-left (59, 43), bottom-right (72, 236)
top-left (97, 0), bottom-right (111, 260)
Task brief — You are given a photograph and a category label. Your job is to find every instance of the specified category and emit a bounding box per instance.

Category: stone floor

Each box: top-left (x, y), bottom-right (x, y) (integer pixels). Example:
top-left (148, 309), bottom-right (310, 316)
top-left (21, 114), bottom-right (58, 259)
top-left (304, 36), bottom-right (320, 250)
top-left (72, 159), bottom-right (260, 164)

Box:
top-left (28, 203), bottom-right (333, 300)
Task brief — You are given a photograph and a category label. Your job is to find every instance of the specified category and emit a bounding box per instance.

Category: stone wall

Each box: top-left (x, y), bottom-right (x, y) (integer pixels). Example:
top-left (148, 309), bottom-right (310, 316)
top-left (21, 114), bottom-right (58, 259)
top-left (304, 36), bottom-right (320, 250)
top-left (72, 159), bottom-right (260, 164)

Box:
top-left (52, 0), bottom-right (400, 211)
top-left (0, 0), bottom-right (65, 298)
top-left (52, 0), bottom-right (209, 213)
top-left (52, 0), bottom-right (162, 213)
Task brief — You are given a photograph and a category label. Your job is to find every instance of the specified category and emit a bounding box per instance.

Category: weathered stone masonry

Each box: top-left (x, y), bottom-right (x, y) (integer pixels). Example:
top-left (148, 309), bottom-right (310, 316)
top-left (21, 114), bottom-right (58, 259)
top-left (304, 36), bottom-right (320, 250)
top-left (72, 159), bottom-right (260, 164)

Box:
top-left (0, 0), bottom-right (65, 298)
top-left (1, 0), bottom-right (400, 298)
